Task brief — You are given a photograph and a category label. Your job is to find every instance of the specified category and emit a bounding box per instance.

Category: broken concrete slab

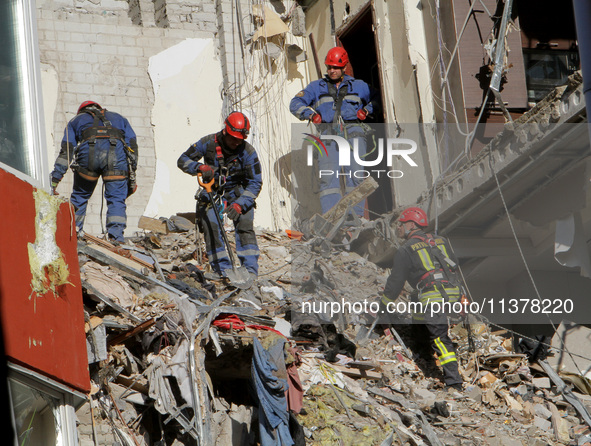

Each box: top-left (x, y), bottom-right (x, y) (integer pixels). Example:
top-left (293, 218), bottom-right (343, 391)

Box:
top-left (548, 320), bottom-right (591, 379)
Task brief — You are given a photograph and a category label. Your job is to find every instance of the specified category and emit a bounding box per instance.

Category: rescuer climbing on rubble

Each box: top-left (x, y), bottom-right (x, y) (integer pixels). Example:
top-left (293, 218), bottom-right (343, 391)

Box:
top-left (379, 207), bottom-right (465, 390)
top-left (177, 111), bottom-right (262, 278)
top-left (289, 46), bottom-right (380, 216)
top-left (50, 101), bottom-right (138, 244)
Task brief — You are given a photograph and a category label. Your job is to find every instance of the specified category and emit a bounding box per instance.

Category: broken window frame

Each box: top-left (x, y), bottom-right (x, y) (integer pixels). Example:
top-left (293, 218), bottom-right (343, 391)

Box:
top-left (522, 48), bottom-right (580, 103)
top-left (7, 363), bottom-right (85, 446)
top-left (0, 0), bottom-right (48, 189)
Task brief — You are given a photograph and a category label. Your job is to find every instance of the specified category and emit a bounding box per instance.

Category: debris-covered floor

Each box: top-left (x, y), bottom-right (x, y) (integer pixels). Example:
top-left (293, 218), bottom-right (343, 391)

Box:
top-left (77, 215), bottom-right (591, 446)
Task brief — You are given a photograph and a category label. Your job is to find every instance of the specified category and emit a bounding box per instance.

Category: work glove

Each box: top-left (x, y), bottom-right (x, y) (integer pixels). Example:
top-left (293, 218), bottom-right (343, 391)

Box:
top-left (310, 113), bottom-right (322, 124)
top-left (357, 107), bottom-right (369, 121)
top-left (50, 177), bottom-right (60, 195)
top-left (127, 172), bottom-right (137, 197)
top-left (224, 202), bottom-right (242, 221)
top-left (197, 164), bottom-right (214, 182)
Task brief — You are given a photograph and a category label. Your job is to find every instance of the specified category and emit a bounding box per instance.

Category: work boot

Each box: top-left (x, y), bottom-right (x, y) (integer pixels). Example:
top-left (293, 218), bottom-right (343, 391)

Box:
top-left (107, 234), bottom-right (124, 246)
top-left (446, 383), bottom-right (463, 392)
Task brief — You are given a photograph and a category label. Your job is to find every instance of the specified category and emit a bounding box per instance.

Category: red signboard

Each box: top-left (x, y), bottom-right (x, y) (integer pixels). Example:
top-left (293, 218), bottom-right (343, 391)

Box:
top-left (0, 168), bottom-right (90, 393)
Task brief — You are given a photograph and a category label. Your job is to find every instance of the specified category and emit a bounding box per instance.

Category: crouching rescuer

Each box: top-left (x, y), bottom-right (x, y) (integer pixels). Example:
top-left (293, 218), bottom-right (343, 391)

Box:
top-left (50, 101), bottom-right (138, 243)
top-left (177, 111), bottom-right (262, 278)
top-left (379, 207), bottom-right (465, 390)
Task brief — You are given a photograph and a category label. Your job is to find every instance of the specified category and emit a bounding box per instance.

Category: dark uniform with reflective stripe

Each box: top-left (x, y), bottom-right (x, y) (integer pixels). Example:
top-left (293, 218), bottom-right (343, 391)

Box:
top-left (178, 131), bottom-right (262, 276)
top-left (50, 107), bottom-right (137, 242)
top-left (382, 230), bottom-right (463, 386)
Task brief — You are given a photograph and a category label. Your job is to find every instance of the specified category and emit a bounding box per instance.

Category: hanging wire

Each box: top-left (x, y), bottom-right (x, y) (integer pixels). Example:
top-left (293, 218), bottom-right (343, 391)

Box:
top-left (484, 149), bottom-right (587, 377)
top-left (225, 0), bottom-right (299, 231)
top-left (422, 0), bottom-right (588, 376)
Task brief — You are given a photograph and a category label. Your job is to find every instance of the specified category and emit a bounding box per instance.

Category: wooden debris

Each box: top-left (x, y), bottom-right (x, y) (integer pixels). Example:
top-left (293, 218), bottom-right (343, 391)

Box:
top-left (82, 280), bottom-right (141, 323)
top-left (107, 318), bottom-right (156, 346)
top-left (330, 362), bottom-right (382, 380)
top-left (322, 176), bottom-right (378, 223)
top-left (138, 216), bottom-right (169, 234)
top-left (84, 233), bottom-right (155, 270)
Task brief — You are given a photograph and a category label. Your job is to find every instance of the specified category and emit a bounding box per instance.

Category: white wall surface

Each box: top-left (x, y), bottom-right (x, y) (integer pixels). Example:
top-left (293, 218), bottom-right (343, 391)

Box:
top-left (146, 38), bottom-right (223, 220)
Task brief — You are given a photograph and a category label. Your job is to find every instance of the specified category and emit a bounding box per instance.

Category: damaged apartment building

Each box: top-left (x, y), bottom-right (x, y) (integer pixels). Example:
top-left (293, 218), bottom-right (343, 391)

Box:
top-left (3, 0), bottom-right (591, 444)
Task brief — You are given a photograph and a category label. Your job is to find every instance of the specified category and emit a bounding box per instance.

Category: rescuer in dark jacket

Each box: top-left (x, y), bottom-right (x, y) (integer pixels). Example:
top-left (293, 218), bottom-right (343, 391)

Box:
top-left (50, 101), bottom-right (138, 243)
top-left (381, 207), bottom-right (464, 389)
top-left (177, 111), bottom-right (262, 277)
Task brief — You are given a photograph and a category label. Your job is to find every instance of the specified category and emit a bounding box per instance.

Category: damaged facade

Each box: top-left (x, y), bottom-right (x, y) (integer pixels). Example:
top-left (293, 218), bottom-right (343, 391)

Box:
top-left (3, 0), bottom-right (591, 444)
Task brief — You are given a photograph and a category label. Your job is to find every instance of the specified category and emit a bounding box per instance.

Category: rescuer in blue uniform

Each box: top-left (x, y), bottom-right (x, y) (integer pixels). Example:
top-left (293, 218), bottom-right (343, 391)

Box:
top-left (380, 207), bottom-right (464, 390)
top-left (50, 101), bottom-right (138, 243)
top-left (178, 111), bottom-right (262, 277)
top-left (290, 46), bottom-right (380, 216)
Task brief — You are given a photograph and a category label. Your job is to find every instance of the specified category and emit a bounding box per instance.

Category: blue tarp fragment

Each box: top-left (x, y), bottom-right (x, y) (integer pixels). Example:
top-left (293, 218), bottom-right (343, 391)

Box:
top-left (251, 336), bottom-right (294, 446)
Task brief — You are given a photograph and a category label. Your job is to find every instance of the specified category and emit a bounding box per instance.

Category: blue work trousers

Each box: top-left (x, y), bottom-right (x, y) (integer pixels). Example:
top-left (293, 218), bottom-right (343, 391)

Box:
top-left (317, 136), bottom-right (367, 216)
top-left (197, 201), bottom-right (260, 276)
top-left (70, 173), bottom-right (128, 242)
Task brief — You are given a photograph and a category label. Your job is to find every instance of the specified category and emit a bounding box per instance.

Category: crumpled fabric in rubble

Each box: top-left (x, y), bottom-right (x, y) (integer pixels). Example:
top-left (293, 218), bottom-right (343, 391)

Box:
top-left (146, 354), bottom-right (176, 414)
top-left (285, 346), bottom-right (304, 414)
top-left (251, 336), bottom-right (294, 446)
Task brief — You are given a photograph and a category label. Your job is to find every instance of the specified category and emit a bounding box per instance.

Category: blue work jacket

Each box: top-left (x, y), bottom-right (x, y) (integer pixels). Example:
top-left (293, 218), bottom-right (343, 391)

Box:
top-left (290, 74), bottom-right (379, 123)
top-left (51, 109), bottom-right (137, 181)
top-left (177, 132), bottom-right (262, 212)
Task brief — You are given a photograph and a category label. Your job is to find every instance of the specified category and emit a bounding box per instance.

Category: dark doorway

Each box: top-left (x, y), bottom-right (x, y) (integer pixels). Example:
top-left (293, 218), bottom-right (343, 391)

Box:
top-left (338, 4), bottom-right (392, 217)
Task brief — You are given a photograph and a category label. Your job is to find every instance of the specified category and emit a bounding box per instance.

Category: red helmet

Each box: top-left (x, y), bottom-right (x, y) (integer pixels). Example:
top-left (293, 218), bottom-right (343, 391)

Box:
top-left (325, 47), bottom-right (349, 68)
top-left (78, 101), bottom-right (101, 114)
top-left (225, 111), bottom-right (250, 140)
top-left (399, 207), bottom-right (428, 227)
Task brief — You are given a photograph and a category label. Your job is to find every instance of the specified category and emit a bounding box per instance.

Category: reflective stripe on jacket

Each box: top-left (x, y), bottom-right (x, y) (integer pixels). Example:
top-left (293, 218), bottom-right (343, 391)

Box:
top-left (177, 131), bottom-right (262, 212)
top-left (383, 230), bottom-right (460, 307)
top-left (289, 75), bottom-right (379, 122)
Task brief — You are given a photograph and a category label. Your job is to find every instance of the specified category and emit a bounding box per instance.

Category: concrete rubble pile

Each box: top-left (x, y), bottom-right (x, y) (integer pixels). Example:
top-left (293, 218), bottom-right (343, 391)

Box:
top-left (76, 215), bottom-right (591, 446)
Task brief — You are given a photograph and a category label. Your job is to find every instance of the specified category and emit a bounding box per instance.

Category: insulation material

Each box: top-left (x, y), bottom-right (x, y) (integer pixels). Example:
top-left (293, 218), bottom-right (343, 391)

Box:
top-left (82, 261), bottom-right (135, 308)
top-left (27, 189), bottom-right (71, 300)
top-left (252, 5), bottom-right (290, 40)
top-left (554, 212), bottom-right (591, 278)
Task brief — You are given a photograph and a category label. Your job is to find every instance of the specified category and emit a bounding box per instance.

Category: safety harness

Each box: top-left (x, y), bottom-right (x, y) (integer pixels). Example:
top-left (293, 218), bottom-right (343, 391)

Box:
top-left (72, 107), bottom-right (134, 179)
top-left (409, 233), bottom-right (462, 305)
top-left (199, 134), bottom-right (251, 219)
top-left (203, 134), bottom-right (245, 190)
top-left (326, 82), bottom-right (348, 124)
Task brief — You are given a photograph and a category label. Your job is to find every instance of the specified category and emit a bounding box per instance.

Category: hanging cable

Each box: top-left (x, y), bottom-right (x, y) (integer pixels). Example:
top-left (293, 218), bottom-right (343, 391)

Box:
top-left (100, 181), bottom-right (106, 237)
top-left (486, 149), bottom-right (587, 377)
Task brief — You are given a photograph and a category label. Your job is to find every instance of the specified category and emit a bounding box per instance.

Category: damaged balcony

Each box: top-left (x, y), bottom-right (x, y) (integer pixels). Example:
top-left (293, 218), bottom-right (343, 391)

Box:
top-left (418, 73), bottom-right (591, 321)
